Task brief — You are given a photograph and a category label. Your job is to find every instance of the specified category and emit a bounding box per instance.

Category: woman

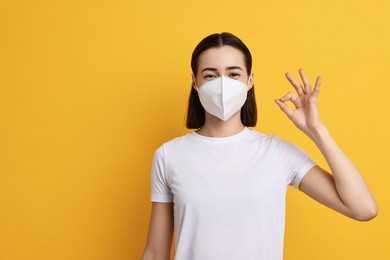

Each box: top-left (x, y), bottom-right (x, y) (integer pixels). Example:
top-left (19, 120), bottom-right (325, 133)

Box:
top-left (141, 32), bottom-right (378, 260)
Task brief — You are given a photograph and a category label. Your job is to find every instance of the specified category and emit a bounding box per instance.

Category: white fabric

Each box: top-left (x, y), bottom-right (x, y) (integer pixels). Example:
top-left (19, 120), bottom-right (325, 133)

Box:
top-left (150, 127), bottom-right (316, 260)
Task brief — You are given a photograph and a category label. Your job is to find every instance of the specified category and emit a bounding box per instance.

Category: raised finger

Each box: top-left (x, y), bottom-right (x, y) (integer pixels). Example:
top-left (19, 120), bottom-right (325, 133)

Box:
top-left (299, 68), bottom-right (311, 94)
top-left (285, 72), bottom-right (305, 96)
top-left (312, 75), bottom-right (322, 99)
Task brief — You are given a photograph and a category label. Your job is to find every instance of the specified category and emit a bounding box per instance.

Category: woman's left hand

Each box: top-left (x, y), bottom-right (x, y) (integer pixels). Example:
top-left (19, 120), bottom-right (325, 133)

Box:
top-left (275, 68), bottom-right (323, 138)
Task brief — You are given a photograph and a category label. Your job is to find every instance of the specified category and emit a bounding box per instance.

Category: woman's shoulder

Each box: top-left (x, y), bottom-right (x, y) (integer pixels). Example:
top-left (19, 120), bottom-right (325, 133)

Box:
top-left (246, 127), bottom-right (279, 142)
top-left (153, 132), bottom-right (193, 151)
top-left (247, 128), bottom-right (298, 148)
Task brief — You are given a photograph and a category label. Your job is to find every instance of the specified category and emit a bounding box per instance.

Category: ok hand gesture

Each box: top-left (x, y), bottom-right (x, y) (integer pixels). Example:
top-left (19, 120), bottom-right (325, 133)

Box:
top-left (275, 68), bottom-right (323, 138)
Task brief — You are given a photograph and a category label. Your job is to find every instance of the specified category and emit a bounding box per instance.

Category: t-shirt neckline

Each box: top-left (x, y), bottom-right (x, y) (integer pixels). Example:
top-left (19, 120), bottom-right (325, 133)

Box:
top-left (189, 127), bottom-right (251, 143)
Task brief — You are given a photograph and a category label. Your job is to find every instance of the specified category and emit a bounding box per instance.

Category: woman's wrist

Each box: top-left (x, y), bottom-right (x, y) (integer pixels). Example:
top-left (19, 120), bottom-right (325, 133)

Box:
top-left (305, 122), bottom-right (331, 147)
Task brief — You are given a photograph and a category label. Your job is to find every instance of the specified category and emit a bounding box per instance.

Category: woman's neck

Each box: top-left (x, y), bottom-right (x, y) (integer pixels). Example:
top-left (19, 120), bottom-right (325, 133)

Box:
top-left (195, 112), bottom-right (246, 137)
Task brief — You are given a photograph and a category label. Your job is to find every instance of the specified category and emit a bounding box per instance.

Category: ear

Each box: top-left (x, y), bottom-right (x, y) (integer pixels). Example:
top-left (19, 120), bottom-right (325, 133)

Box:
top-left (248, 72), bottom-right (254, 90)
top-left (191, 73), bottom-right (198, 90)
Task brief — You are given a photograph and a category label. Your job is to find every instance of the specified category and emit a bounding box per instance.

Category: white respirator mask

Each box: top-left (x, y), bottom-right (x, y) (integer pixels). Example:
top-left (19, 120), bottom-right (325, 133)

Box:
top-left (194, 74), bottom-right (252, 121)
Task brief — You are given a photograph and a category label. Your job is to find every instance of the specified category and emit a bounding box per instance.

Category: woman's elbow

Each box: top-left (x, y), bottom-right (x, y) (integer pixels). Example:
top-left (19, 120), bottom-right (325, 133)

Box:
top-left (352, 204), bottom-right (379, 221)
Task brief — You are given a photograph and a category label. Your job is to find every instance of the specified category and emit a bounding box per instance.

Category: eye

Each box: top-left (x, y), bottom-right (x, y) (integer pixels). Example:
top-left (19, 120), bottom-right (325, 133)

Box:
top-left (229, 72), bottom-right (241, 78)
top-left (204, 74), bottom-right (217, 80)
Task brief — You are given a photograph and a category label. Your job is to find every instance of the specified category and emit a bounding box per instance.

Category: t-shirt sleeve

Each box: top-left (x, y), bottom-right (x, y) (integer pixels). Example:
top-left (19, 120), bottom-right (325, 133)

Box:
top-left (273, 136), bottom-right (317, 190)
top-left (150, 145), bottom-right (174, 202)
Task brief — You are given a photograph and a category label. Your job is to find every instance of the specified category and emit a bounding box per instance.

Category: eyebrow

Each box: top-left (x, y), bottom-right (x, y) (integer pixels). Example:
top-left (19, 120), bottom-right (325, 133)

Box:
top-left (201, 66), bottom-right (243, 73)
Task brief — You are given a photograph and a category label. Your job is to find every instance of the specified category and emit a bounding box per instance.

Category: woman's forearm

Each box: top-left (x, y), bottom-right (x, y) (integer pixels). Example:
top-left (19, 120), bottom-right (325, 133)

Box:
top-left (308, 123), bottom-right (378, 220)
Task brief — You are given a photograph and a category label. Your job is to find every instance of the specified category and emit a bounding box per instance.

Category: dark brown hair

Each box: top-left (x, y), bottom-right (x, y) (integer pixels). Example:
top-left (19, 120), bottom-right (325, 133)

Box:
top-left (186, 32), bottom-right (257, 129)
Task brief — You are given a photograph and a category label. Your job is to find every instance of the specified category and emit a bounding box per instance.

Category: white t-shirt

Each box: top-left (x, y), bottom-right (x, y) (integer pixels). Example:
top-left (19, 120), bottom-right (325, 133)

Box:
top-left (150, 127), bottom-right (316, 260)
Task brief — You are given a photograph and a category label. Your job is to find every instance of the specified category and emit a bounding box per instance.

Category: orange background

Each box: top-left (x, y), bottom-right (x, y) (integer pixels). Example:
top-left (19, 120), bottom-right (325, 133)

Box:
top-left (0, 0), bottom-right (389, 259)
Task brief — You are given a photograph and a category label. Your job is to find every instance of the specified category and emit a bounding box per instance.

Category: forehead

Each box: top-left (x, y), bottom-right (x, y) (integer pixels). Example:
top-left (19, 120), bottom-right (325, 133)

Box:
top-left (197, 45), bottom-right (246, 71)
